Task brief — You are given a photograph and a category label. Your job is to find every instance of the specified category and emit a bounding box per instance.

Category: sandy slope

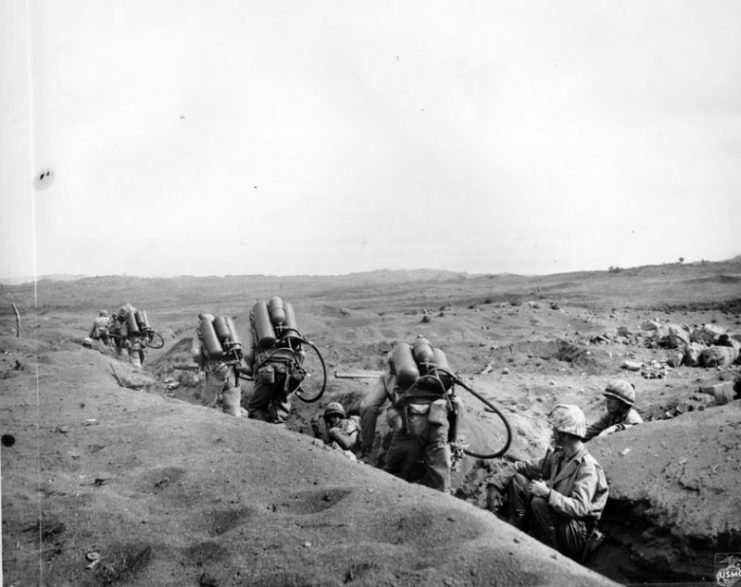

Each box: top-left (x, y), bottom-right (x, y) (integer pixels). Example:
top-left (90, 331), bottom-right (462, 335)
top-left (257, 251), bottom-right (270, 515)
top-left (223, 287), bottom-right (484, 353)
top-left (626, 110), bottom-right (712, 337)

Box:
top-left (1, 345), bottom-right (616, 586)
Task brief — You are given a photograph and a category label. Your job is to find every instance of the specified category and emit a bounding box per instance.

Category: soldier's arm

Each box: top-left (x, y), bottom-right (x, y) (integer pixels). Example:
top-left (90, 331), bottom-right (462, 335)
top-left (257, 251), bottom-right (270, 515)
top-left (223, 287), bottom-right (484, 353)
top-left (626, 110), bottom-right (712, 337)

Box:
top-left (597, 409), bottom-right (643, 437)
top-left (546, 461), bottom-right (599, 518)
top-left (516, 453), bottom-right (548, 479)
top-left (328, 421), bottom-right (358, 451)
top-left (584, 413), bottom-right (611, 442)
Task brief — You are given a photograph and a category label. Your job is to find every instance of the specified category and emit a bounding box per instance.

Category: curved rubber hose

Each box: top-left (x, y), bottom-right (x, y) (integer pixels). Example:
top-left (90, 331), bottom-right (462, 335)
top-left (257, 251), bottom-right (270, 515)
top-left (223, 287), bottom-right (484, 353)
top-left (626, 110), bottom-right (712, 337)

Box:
top-left (439, 368), bottom-right (512, 459)
top-left (293, 338), bottom-right (327, 403)
top-left (258, 335), bottom-right (327, 404)
top-left (145, 331), bottom-right (165, 349)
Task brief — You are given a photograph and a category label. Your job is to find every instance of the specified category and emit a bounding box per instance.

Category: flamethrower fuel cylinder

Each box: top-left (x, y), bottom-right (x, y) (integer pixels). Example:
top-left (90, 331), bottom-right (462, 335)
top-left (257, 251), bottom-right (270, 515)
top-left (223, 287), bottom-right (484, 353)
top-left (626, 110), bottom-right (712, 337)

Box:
top-left (252, 301), bottom-right (277, 348)
top-left (268, 296), bottom-right (287, 327)
top-left (432, 347), bottom-right (453, 389)
top-left (213, 316), bottom-right (231, 342)
top-left (200, 315), bottom-right (223, 356)
top-left (413, 337), bottom-right (435, 365)
top-left (284, 302), bottom-right (299, 336)
top-left (127, 310), bottom-right (141, 335)
top-left (135, 309), bottom-right (150, 330)
top-left (225, 317), bottom-right (242, 347)
top-left (393, 342), bottom-right (420, 390)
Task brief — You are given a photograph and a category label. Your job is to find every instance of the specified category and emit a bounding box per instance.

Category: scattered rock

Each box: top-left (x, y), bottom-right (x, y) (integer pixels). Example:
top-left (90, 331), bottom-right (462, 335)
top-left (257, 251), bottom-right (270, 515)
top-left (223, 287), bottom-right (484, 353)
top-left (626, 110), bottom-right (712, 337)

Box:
top-left (621, 360), bottom-right (642, 372)
top-left (700, 346), bottom-right (739, 368)
top-left (700, 381), bottom-right (736, 405)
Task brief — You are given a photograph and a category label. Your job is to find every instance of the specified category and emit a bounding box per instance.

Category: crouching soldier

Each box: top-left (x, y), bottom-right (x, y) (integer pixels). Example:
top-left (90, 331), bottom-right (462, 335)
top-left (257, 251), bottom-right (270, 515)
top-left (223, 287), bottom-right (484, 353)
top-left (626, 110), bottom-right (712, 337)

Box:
top-left (89, 310), bottom-right (111, 346)
top-left (507, 404), bottom-right (609, 560)
top-left (247, 297), bottom-right (306, 424)
top-left (313, 402), bottom-right (361, 461)
top-left (191, 313), bottom-right (246, 417)
top-left (380, 337), bottom-right (462, 493)
top-left (584, 379), bottom-right (642, 441)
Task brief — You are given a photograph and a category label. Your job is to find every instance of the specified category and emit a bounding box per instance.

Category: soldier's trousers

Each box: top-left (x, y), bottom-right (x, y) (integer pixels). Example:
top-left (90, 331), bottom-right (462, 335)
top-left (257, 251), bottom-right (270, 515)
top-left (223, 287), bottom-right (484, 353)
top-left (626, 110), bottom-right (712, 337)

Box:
top-left (129, 349), bottom-right (143, 368)
top-left (384, 414), bottom-right (451, 492)
top-left (202, 364), bottom-right (242, 417)
top-left (359, 380), bottom-right (387, 458)
top-left (509, 473), bottom-right (588, 559)
top-left (248, 378), bottom-right (291, 424)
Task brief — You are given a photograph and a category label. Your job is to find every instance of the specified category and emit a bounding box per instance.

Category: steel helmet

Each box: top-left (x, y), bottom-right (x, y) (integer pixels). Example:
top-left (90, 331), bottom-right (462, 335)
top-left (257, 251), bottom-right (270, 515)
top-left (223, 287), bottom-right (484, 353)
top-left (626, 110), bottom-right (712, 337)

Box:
top-left (324, 402), bottom-right (346, 419)
top-left (548, 404), bottom-right (586, 439)
top-left (603, 380), bottom-right (636, 407)
top-left (100, 310), bottom-right (109, 317)
top-left (82, 337), bottom-right (93, 348)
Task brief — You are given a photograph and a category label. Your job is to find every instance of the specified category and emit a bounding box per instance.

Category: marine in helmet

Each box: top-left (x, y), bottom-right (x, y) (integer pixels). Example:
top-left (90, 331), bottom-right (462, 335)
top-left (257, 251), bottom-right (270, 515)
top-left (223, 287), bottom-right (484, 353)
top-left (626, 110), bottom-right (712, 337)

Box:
top-left (110, 302), bottom-right (145, 367)
top-left (313, 402), bottom-right (361, 460)
top-left (190, 313), bottom-right (245, 417)
top-left (583, 380), bottom-right (643, 442)
top-left (506, 404), bottom-right (609, 560)
top-left (378, 338), bottom-right (463, 493)
top-left (246, 298), bottom-right (306, 425)
top-left (111, 303), bottom-right (147, 368)
top-left (89, 310), bottom-right (111, 346)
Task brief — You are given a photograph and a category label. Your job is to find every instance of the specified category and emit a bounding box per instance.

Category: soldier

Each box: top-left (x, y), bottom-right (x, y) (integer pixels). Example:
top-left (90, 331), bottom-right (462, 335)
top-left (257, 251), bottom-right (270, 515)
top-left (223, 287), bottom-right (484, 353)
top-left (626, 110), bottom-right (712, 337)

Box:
top-left (247, 298), bottom-right (306, 424)
top-left (358, 354), bottom-right (395, 464)
top-left (507, 404), bottom-right (609, 560)
top-left (191, 313), bottom-right (245, 417)
top-left (379, 338), bottom-right (462, 493)
top-left (584, 380), bottom-right (643, 441)
top-left (89, 310), bottom-right (111, 346)
top-left (110, 303), bottom-right (147, 368)
top-left (313, 402), bottom-right (361, 460)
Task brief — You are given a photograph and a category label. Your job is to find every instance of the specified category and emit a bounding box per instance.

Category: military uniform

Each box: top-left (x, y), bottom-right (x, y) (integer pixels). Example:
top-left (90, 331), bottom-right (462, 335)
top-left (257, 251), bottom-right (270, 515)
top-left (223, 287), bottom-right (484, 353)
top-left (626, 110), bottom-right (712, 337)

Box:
top-left (89, 313), bottom-right (111, 345)
top-left (111, 304), bottom-right (146, 367)
top-left (382, 375), bottom-right (458, 493)
top-left (317, 402), bottom-right (362, 460)
top-left (584, 379), bottom-right (643, 441)
top-left (248, 347), bottom-right (304, 424)
top-left (191, 331), bottom-right (243, 417)
top-left (509, 445), bottom-right (608, 559)
top-left (359, 368), bottom-right (394, 461)
top-left (584, 408), bottom-right (642, 441)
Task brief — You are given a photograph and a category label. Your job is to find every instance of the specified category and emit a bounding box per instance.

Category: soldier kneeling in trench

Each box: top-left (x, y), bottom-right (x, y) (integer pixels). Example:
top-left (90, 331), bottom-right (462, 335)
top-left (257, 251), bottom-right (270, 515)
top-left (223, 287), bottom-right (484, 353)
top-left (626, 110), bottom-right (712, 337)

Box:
top-left (312, 402), bottom-right (362, 461)
top-left (507, 404), bottom-right (609, 560)
top-left (583, 379), bottom-right (642, 441)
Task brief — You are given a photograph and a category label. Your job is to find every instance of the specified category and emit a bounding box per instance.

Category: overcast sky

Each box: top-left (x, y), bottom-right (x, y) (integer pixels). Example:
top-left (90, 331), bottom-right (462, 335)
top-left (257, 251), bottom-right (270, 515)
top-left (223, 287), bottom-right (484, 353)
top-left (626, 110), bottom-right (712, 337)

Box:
top-left (2, 0), bottom-right (740, 280)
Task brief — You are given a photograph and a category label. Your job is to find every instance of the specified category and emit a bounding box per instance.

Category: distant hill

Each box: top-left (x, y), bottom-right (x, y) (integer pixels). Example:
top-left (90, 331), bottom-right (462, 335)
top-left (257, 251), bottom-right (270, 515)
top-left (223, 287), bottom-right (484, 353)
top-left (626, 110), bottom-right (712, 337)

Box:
top-left (2, 259), bottom-right (740, 314)
top-left (0, 274), bottom-right (86, 286)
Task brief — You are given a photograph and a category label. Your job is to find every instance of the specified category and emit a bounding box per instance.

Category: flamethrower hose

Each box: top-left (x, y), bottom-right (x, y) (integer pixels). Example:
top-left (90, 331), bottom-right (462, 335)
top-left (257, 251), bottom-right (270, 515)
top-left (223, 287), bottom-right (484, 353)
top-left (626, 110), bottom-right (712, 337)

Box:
top-left (145, 330), bottom-right (165, 349)
top-left (293, 337), bottom-right (327, 403)
top-left (436, 368), bottom-right (513, 459)
top-left (258, 335), bottom-right (327, 403)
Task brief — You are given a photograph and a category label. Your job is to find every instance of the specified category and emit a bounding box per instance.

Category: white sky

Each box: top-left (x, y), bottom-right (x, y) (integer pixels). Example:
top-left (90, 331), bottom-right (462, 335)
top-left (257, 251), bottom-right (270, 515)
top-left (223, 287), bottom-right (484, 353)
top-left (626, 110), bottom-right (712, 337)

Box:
top-left (2, 0), bottom-right (740, 279)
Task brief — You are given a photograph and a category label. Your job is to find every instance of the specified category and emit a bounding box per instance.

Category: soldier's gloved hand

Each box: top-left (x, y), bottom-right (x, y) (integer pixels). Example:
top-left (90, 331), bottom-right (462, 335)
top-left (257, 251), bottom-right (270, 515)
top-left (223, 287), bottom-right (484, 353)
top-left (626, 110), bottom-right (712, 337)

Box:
top-left (527, 479), bottom-right (550, 499)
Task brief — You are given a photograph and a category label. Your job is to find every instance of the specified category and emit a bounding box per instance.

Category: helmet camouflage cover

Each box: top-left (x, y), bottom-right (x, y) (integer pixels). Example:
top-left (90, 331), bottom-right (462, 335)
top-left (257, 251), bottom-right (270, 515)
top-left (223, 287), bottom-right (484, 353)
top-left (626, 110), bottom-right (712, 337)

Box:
top-left (324, 402), bottom-right (346, 419)
top-left (548, 403), bottom-right (587, 439)
top-left (603, 379), bottom-right (636, 407)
